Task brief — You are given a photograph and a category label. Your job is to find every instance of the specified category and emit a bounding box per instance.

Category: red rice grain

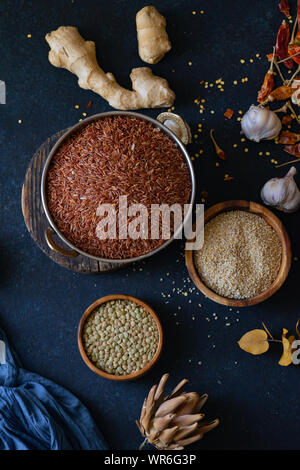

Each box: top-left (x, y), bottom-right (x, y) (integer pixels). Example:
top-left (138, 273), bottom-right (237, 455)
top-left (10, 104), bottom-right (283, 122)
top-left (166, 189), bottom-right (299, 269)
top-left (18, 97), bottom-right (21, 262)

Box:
top-left (46, 116), bottom-right (192, 259)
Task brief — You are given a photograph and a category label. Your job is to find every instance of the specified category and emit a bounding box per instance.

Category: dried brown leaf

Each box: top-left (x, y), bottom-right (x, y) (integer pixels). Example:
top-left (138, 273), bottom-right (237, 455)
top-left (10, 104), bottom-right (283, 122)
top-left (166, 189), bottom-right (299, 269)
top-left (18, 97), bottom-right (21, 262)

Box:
top-left (158, 426), bottom-right (179, 446)
top-left (173, 423), bottom-right (198, 441)
top-left (153, 414), bottom-right (175, 431)
top-left (155, 395), bottom-right (186, 418)
top-left (238, 329), bottom-right (269, 355)
top-left (154, 373), bottom-right (169, 404)
top-left (175, 392), bottom-right (200, 416)
top-left (194, 393), bottom-right (208, 412)
top-left (171, 413), bottom-right (204, 427)
top-left (167, 378), bottom-right (188, 399)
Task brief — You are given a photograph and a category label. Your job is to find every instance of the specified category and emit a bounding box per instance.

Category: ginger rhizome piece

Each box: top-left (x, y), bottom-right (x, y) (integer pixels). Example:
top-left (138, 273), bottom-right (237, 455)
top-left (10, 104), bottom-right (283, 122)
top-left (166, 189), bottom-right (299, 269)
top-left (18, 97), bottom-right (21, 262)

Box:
top-left (45, 26), bottom-right (175, 110)
top-left (136, 6), bottom-right (171, 64)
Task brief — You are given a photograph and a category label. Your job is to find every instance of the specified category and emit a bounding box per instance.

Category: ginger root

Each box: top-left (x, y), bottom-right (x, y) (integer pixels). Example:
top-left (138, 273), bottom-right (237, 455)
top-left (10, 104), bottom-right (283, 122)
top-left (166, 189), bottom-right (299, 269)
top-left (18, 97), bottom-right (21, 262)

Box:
top-left (45, 26), bottom-right (175, 110)
top-left (136, 6), bottom-right (171, 64)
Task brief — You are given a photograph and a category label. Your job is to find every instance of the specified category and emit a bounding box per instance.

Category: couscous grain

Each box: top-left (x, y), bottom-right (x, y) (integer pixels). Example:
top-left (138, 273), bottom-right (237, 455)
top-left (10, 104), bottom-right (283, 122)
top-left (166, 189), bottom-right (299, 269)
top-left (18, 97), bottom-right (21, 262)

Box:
top-left (194, 211), bottom-right (282, 299)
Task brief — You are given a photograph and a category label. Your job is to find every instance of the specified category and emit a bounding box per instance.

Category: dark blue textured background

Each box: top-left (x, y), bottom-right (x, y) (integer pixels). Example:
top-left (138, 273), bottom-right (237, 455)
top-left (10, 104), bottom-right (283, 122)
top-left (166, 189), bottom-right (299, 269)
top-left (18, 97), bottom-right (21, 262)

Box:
top-left (1, 0), bottom-right (300, 450)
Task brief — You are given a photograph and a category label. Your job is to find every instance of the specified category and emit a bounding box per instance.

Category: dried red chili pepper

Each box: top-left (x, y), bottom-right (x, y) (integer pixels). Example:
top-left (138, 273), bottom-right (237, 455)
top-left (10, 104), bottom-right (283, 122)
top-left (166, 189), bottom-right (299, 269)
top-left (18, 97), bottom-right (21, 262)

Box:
top-left (282, 114), bottom-right (293, 124)
top-left (267, 85), bottom-right (296, 101)
top-left (267, 53), bottom-right (278, 61)
top-left (288, 45), bottom-right (300, 64)
top-left (279, 130), bottom-right (300, 144)
top-left (279, 0), bottom-right (290, 18)
top-left (224, 108), bottom-right (234, 119)
top-left (276, 20), bottom-right (294, 68)
top-left (288, 0), bottom-right (300, 64)
top-left (209, 129), bottom-right (227, 160)
top-left (257, 53), bottom-right (275, 103)
top-left (284, 142), bottom-right (300, 157)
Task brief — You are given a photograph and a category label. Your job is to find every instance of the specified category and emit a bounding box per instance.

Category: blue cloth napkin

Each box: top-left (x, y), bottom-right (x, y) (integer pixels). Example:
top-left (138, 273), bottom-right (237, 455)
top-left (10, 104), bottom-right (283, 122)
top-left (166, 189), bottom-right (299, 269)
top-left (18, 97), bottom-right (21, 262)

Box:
top-left (0, 327), bottom-right (108, 450)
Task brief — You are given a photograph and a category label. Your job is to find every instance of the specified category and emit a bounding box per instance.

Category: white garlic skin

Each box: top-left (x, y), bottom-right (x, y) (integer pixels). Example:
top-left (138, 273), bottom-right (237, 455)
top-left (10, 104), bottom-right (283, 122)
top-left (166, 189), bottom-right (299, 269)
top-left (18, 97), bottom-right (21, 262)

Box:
top-left (163, 119), bottom-right (183, 140)
top-left (291, 87), bottom-right (300, 106)
top-left (162, 117), bottom-right (192, 145)
top-left (261, 166), bottom-right (300, 213)
top-left (241, 105), bottom-right (282, 142)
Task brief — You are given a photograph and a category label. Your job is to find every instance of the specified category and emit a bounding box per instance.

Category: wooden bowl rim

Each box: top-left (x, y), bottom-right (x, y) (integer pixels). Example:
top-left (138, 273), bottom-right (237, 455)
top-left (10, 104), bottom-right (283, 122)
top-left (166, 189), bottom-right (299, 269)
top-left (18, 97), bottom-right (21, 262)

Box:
top-left (77, 294), bottom-right (163, 381)
top-left (185, 200), bottom-right (292, 307)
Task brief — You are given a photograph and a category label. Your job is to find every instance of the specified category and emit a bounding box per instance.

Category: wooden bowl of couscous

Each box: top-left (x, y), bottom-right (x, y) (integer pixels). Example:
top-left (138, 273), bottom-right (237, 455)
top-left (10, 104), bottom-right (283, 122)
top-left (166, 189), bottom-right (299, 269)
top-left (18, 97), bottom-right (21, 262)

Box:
top-left (185, 200), bottom-right (292, 307)
top-left (77, 294), bottom-right (163, 381)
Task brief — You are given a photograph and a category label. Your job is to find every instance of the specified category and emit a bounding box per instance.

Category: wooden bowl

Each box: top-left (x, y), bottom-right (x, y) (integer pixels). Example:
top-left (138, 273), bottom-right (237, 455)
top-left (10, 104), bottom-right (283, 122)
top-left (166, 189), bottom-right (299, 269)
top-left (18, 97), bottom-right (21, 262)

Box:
top-left (185, 200), bottom-right (292, 307)
top-left (77, 294), bottom-right (163, 381)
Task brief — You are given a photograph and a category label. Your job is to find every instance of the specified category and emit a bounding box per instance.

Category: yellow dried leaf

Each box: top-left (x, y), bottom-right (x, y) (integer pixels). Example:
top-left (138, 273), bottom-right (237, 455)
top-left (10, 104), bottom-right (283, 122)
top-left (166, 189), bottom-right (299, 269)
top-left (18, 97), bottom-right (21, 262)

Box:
top-left (238, 329), bottom-right (269, 355)
top-left (289, 335), bottom-right (296, 354)
top-left (279, 328), bottom-right (293, 366)
top-left (296, 319), bottom-right (300, 339)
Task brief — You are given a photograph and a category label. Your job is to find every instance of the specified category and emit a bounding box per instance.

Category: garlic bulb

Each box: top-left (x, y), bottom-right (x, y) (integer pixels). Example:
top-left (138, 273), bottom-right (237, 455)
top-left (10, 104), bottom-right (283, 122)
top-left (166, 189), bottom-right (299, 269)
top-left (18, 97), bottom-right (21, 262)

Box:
top-left (241, 105), bottom-right (282, 142)
top-left (261, 166), bottom-right (300, 213)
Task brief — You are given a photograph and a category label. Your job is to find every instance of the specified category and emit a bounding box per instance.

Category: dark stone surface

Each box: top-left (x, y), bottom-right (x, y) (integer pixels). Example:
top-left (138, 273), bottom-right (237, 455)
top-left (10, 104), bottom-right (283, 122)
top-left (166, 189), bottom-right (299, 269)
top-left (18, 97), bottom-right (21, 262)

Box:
top-left (0, 0), bottom-right (300, 450)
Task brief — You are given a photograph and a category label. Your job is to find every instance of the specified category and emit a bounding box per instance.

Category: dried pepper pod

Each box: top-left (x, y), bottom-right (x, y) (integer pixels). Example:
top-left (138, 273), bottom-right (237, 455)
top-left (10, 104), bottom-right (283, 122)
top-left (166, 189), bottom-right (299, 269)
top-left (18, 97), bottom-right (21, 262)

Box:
top-left (288, 45), bottom-right (300, 65)
top-left (276, 20), bottom-right (294, 69)
top-left (209, 129), bottom-right (227, 160)
top-left (284, 141), bottom-right (300, 157)
top-left (288, 0), bottom-right (300, 64)
top-left (267, 52), bottom-right (278, 61)
top-left (257, 51), bottom-right (275, 103)
top-left (279, 130), bottom-right (300, 144)
top-left (279, 0), bottom-right (291, 18)
top-left (282, 114), bottom-right (293, 124)
top-left (267, 85), bottom-right (296, 102)
top-left (136, 373), bottom-right (219, 450)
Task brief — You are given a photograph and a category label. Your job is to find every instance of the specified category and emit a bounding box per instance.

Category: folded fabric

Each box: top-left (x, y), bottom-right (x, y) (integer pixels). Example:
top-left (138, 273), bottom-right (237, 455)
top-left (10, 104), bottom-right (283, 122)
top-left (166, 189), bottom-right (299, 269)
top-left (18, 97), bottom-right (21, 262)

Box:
top-left (0, 327), bottom-right (108, 450)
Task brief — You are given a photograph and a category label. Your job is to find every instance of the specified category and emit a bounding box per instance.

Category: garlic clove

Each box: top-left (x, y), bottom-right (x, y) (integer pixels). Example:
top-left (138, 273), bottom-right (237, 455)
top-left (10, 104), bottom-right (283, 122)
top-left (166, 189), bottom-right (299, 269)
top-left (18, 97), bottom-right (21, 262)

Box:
top-left (292, 87), bottom-right (300, 106)
top-left (261, 166), bottom-right (300, 213)
top-left (157, 112), bottom-right (192, 145)
top-left (241, 105), bottom-right (282, 142)
top-left (292, 79), bottom-right (300, 88)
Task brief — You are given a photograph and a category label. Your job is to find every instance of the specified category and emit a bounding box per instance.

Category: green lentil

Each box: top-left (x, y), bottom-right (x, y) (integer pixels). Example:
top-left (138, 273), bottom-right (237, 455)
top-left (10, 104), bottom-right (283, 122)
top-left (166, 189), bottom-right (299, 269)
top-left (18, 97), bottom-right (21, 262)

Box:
top-left (82, 299), bottom-right (159, 376)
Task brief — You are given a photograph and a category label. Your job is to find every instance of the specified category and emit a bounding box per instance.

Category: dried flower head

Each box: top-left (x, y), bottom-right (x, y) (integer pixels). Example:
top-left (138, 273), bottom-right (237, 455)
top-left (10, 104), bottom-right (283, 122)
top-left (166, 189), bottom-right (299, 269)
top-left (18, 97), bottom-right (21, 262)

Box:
top-left (136, 373), bottom-right (219, 450)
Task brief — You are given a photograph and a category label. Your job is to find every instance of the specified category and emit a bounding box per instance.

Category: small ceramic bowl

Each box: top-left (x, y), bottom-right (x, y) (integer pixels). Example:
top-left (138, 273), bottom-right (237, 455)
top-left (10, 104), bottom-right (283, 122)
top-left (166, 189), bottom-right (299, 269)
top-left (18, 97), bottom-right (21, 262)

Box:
top-left (185, 200), bottom-right (292, 307)
top-left (77, 294), bottom-right (163, 381)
